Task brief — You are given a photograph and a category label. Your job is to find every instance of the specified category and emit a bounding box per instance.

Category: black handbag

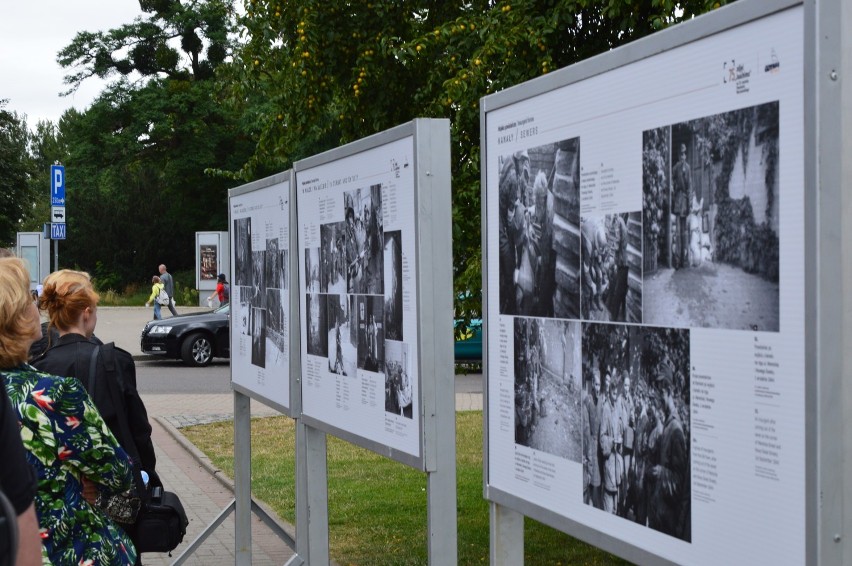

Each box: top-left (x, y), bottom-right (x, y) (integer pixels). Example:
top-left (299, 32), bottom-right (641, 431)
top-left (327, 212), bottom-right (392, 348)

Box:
top-left (135, 486), bottom-right (189, 553)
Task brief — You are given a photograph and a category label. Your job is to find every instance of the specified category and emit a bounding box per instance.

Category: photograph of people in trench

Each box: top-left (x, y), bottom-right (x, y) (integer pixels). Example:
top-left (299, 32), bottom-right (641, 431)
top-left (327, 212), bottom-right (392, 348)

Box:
top-left (581, 322), bottom-right (691, 542)
top-left (513, 317), bottom-right (583, 462)
top-left (642, 101), bottom-right (780, 331)
top-left (344, 184), bottom-right (383, 295)
top-left (385, 340), bottom-right (412, 419)
top-left (580, 212), bottom-right (643, 322)
top-left (327, 294), bottom-right (356, 377)
top-left (498, 138), bottom-right (581, 319)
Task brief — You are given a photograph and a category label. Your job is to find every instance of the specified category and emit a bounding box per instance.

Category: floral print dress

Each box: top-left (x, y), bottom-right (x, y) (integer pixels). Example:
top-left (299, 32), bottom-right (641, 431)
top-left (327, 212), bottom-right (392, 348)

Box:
top-left (2, 364), bottom-right (138, 566)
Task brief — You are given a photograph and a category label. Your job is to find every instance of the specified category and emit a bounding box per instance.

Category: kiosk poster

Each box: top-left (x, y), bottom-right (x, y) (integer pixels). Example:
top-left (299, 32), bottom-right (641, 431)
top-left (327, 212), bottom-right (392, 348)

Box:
top-left (484, 6), bottom-right (804, 565)
top-left (200, 245), bottom-right (217, 280)
top-left (229, 180), bottom-right (291, 409)
top-left (298, 136), bottom-right (420, 458)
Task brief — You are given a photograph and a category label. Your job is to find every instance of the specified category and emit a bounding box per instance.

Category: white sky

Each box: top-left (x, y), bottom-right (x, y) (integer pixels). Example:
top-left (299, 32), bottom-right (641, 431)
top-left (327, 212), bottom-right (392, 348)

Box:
top-left (0, 1), bottom-right (144, 127)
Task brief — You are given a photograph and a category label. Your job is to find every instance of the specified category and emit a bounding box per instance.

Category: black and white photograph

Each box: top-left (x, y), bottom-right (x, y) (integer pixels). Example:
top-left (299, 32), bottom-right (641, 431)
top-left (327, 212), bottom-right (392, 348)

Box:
top-left (383, 230), bottom-right (403, 341)
top-left (250, 251), bottom-right (266, 308)
top-left (355, 295), bottom-right (384, 373)
top-left (384, 340), bottom-right (412, 419)
top-left (305, 247), bottom-right (320, 293)
top-left (251, 306), bottom-right (266, 368)
top-left (512, 317), bottom-right (583, 461)
top-left (233, 217), bottom-right (252, 286)
top-left (320, 222), bottom-right (347, 294)
top-left (265, 238), bottom-right (282, 288)
top-left (498, 138), bottom-right (581, 319)
top-left (306, 293), bottom-right (328, 357)
top-left (237, 292), bottom-right (251, 336)
top-left (642, 101), bottom-right (780, 331)
top-left (344, 185), bottom-right (384, 295)
top-left (581, 322), bottom-right (691, 542)
top-left (580, 212), bottom-right (643, 322)
top-left (265, 289), bottom-right (286, 367)
top-left (327, 294), bottom-right (356, 376)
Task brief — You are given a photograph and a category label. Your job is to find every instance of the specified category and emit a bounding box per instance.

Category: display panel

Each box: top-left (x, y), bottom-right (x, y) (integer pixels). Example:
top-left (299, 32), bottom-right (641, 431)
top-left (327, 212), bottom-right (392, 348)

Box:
top-left (484, 6), bottom-right (804, 564)
top-left (297, 135), bottom-right (421, 460)
top-left (229, 177), bottom-right (292, 410)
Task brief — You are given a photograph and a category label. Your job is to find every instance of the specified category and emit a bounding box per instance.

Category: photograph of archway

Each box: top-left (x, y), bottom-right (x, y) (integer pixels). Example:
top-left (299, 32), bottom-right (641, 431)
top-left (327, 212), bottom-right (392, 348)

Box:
top-left (642, 101), bottom-right (780, 331)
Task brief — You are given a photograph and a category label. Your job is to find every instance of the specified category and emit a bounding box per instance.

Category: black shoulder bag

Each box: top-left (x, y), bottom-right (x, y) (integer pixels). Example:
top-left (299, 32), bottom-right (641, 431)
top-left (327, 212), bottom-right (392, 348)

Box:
top-left (86, 344), bottom-right (188, 553)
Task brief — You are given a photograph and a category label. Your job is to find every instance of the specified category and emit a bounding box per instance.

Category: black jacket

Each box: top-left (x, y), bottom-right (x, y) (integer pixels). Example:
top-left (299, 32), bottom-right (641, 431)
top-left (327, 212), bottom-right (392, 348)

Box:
top-left (31, 334), bottom-right (156, 474)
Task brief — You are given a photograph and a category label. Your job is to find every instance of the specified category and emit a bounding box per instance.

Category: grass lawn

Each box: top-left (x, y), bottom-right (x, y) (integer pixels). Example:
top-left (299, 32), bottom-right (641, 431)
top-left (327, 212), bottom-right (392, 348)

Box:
top-left (182, 411), bottom-right (629, 566)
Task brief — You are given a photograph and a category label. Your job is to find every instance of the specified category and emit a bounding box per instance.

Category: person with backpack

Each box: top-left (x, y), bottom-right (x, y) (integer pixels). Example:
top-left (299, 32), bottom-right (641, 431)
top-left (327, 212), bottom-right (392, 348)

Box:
top-left (33, 269), bottom-right (158, 565)
top-left (207, 273), bottom-right (230, 307)
top-left (144, 275), bottom-right (169, 320)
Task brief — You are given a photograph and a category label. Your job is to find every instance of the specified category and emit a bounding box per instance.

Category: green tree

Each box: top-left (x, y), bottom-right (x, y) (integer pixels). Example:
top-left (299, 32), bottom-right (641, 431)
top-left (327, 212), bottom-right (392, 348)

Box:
top-left (0, 100), bottom-right (36, 247)
top-left (54, 0), bottom-right (252, 288)
top-left (223, 0), bottom-right (726, 317)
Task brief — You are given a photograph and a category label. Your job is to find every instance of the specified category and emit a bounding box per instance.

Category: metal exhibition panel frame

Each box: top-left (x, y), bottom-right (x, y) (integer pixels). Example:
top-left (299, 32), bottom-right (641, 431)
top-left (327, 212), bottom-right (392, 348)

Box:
top-left (482, 0), bottom-right (849, 564)
top-left (173, 171), bottom-right (301, 566)
top-left (294, 118), bottom-right (457, 564)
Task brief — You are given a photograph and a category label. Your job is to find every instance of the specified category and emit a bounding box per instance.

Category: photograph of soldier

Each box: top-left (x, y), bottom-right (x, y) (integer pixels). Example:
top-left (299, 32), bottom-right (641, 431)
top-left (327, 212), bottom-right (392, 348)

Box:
top-left (320, 222), bottom-right (347, 294)
top-left (581, 213), bottom-right (643, 322)
top-left (306, 293), bottom-right (328, 357)
top-left (642, 101), bottom-right (780, 331)
top-left (305, 247), bottom-right (321, 293)
top-left (355, 295), bottom-right (384, 373)
top-left (582, 322), bottom-right (691, 542)
top-left (385, 340), bottom-right (413, 418)
top-left (233, 217), bottom-right (252, 286)
top-left (498, 139), bottom-right (581, 318)
top-left (343, 185), bottom-right (383, 295)
top-left (513, 317), bottom-right (583, 461)
top-left (383, 230), bottom-right (403, 341)
top-left (327, 294), bottom-right (356, 376)
top-left (200, 245), bottom-right (217, 280)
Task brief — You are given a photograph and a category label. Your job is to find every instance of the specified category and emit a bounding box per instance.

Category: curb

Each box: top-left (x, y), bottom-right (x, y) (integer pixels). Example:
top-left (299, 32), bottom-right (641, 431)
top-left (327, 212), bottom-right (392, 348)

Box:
top-left (153, 416), bottom-right (299, 545)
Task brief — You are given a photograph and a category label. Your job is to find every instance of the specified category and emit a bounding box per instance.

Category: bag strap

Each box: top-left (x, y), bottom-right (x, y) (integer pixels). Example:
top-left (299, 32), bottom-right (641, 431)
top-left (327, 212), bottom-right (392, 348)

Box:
top-left (95, 344), bottom-right (148, 499)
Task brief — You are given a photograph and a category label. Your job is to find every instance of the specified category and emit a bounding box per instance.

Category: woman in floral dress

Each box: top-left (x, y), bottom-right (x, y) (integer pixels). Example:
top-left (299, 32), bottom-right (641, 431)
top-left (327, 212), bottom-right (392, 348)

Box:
top-left (0, 257), bottom-right (137, 566)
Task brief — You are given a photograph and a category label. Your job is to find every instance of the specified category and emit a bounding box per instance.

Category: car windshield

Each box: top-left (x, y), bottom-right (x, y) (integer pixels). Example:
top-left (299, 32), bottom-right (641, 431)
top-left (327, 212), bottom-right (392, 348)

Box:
top-left (214, 304), bottom-right (230, 314)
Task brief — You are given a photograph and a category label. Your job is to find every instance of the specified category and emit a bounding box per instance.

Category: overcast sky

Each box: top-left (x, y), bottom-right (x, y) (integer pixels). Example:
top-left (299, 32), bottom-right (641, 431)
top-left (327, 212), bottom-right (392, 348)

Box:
top-left (0, 0), bottom-right (144, 127)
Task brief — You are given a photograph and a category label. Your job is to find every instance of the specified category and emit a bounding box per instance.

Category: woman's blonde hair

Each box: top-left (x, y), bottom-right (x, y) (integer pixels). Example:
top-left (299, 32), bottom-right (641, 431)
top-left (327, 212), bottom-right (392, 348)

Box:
top-left (39, 269), bottom-right (99, 333)
top-left (0, 257), bottom-right (39, 367)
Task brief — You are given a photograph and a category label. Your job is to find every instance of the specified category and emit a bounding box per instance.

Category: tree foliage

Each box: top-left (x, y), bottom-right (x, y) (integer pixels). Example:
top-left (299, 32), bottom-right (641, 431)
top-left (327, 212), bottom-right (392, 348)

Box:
top-left (223, 0), bottom-right (726, 316)
top-left (0, 101), bottom-right (36, 247)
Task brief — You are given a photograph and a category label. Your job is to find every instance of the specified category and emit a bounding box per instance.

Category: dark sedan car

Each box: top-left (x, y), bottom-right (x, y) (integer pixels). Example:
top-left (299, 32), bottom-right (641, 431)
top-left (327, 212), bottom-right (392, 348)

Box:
top-left (140, 304), bottom-right (230, 366)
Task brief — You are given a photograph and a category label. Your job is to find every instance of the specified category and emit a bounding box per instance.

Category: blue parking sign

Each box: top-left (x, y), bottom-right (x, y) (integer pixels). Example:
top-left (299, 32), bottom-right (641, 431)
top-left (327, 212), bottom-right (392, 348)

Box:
top-left (51, 165), bottom-right (65, 206)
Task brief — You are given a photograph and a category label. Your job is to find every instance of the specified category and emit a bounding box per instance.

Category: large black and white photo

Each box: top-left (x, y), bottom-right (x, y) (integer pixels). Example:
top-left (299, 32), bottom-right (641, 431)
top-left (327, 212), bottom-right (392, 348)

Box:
top-left (498, 138), bottom-right (581, 319)
top-left (582, 322), bottom-right (691, 542)
top-left (513, 317), bottom-right (583, 461)
top-left (344, 185), bottom-right (383, 295)
top-left (320, 222), bottom-right (347, 294)
top-left (233, 217), bottom-right (252, 286)
top-left (642, 102), bottom-right (780, 331)
top-left (327, 294), bottom-right (356, 377)
top-left (355, 295), bottom-right (384, 373)
top-left (306, 292), bottom-right (328, 357)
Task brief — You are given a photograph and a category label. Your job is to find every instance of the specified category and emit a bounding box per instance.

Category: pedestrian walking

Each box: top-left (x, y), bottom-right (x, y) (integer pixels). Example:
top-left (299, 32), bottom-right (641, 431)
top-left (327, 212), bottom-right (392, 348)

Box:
top-left (158, 264), bottom-right (179, 316)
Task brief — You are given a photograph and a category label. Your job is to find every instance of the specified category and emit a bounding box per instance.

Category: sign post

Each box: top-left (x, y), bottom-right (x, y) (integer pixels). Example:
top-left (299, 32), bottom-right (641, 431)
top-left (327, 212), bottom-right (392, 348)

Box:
top-left (50, 164), bottom-right (65, 271)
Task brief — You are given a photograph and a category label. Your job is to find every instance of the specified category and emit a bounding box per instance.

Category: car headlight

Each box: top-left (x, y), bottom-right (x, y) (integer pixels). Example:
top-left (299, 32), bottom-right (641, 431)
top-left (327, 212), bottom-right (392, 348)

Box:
top-left (149, 326), bottom-right (173, 335)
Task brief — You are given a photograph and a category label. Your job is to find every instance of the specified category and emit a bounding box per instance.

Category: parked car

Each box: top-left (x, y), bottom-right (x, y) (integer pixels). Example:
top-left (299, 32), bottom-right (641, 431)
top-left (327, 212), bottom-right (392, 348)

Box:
top-left (453, 317), bottom-right (482, 363)
top-left (140, 304), bottom-right (230, 366)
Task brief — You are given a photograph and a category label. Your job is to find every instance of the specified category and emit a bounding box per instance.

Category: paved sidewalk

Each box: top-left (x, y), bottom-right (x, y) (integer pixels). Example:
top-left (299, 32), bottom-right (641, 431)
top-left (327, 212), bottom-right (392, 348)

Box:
top-left (96, 307), bottom-right (482, 564)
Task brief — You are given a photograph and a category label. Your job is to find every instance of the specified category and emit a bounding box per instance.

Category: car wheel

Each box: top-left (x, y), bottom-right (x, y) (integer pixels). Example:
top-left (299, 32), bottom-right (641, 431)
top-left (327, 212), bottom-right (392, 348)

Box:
top-left (182, 332), bottom-right (213, 367)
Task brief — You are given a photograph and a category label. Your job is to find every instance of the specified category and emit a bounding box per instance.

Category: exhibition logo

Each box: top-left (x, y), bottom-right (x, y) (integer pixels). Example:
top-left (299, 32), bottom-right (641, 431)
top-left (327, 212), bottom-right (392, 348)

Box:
top-left (764, 49), bottom-right (780, 74)
top-left (722, 58), bottom-right (752, 94)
